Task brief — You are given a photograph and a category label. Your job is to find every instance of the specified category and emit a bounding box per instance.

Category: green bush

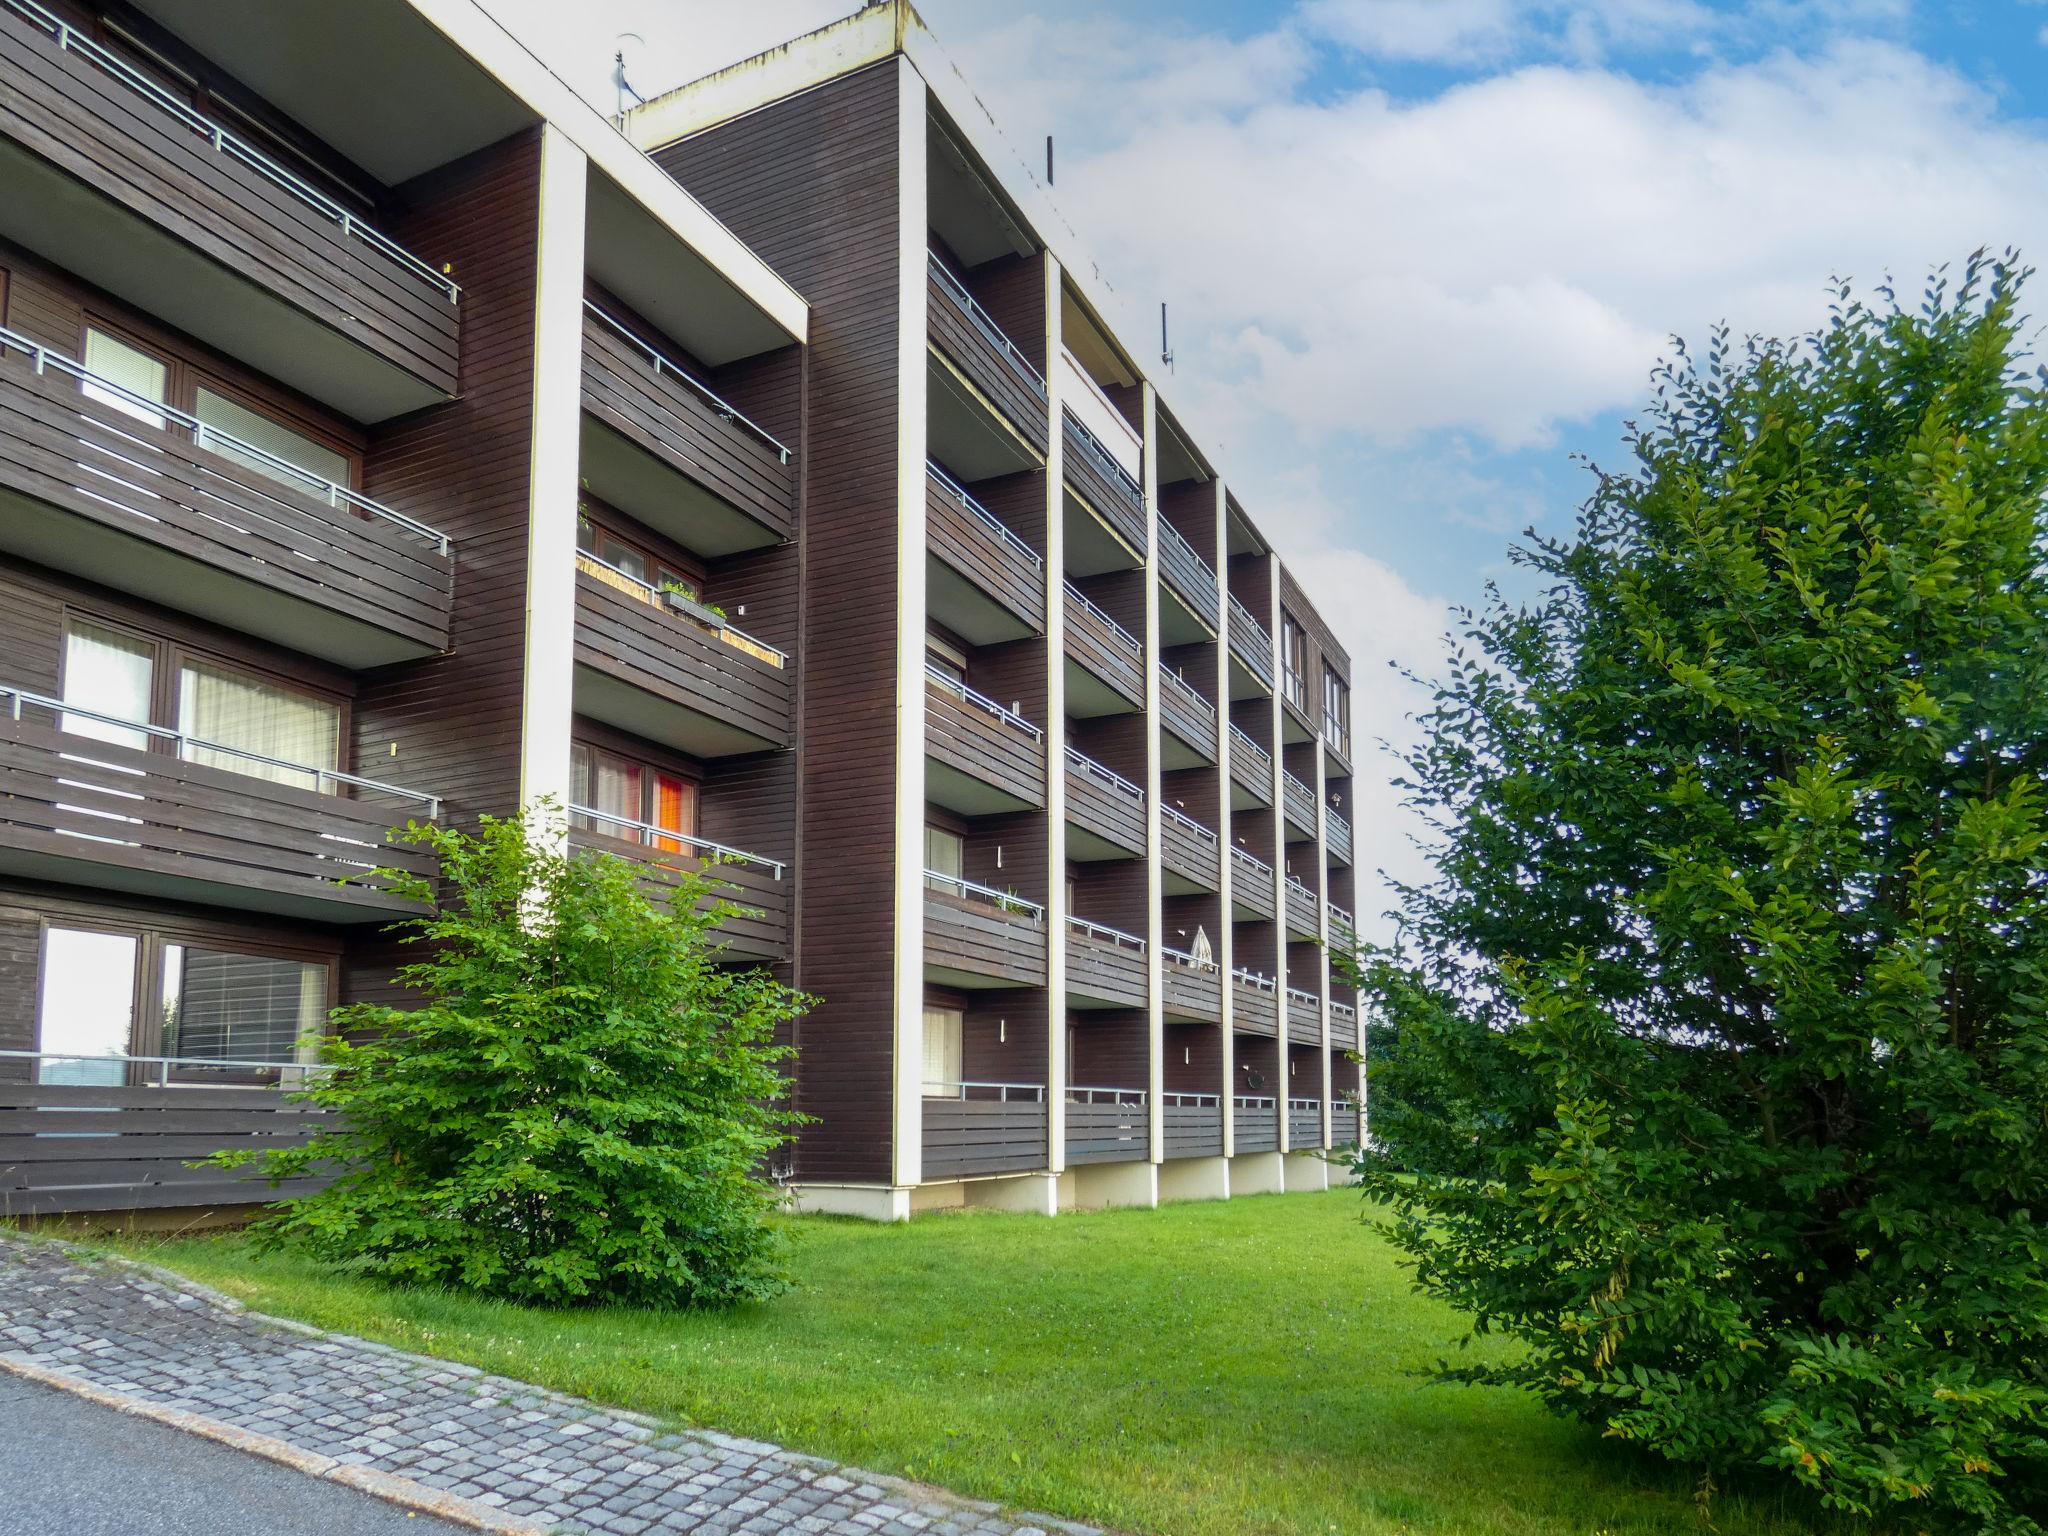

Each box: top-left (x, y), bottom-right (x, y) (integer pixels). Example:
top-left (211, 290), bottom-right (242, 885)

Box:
top-left (218, 809), bottom-right (810, 1309)
top-left (1346, 253), bottom-right (2048, 1532)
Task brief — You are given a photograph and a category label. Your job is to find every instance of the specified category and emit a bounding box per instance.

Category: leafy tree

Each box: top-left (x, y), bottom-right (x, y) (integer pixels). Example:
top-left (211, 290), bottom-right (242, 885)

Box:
top-left (1346, 253), bottom-right (2048, 1533)
top-left (218, 809), bottom-right (809, 1309)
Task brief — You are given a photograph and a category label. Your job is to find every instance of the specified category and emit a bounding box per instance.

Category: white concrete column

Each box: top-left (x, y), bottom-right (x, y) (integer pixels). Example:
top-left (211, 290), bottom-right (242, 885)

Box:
top-left (518, 124), bottom-right (589, 823)
top-left (1212, 481), bottom-right (1235, 1161)
top-left (1314, 740), bottom-right (1333, 1148)
top-left (1268, 557), bottom-right (1290, 1154)
top-left (889, 57), bottom-right (931, 1192)
top-left (1140, 384), bottom-right (1165, 1163)
top-left (1042, 254), bottom-right (1069, 1181)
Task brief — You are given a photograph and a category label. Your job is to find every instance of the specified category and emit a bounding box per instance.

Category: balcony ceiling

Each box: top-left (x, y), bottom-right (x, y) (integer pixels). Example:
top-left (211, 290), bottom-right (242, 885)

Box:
top-left (927, 556), bottom-right (1038, 648)
top-left (1064, 658), bottom-right (1139, 719)
top-left (579, 419), bottom-right (783, 558)
top-left (1061, 488), bottom-right (1141, 579)
top-left (928, 355), bottom-right (1041, 483)
top-left (928, 113), bottom-right (1033, 267)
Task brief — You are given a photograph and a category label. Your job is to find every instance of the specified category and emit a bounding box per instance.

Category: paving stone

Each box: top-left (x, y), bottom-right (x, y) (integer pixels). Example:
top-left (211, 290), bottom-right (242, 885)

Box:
top-left (0, 1232), bottom-right (1089, 1536)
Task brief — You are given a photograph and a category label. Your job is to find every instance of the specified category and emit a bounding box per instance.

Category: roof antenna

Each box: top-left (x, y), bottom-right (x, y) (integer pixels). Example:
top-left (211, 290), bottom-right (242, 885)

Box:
top-left (612, 32), bottom-right (646, 120)
top-left (1046, 134), bottom-right (1055, 186)
top-left (1161, 302), bottom-right (1175, 372)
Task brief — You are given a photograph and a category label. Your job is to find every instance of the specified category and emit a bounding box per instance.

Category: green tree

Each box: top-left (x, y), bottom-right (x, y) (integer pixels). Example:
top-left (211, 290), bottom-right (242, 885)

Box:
top-left (1347, 253), bottom-right (2048, 1532)
top-left (219, 809), bottom-right (809, 1309)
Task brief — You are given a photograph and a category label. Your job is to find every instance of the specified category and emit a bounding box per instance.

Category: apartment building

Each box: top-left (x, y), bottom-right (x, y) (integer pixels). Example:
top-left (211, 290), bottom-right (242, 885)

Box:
top-left (0, 0), bottom-right (1360, 1223)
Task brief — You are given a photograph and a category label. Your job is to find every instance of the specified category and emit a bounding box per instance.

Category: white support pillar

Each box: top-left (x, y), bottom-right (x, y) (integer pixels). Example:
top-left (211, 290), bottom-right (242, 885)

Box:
top-left (1212, 481), bottom-right (1235, 1162)
top-left (1043, 254), bottom-right (1069, 1182)
top-left (1314, 740), bottom-right (1333, 1148)
top-left (889, 57), bottom-right (931, 1192)
top-left (1267, 557), bottom-right (1290, 1154)
top-left (518, 124), bottom-right (589, 823)
top-left (1140, 383), bottom-right (1165, 1164)
top-left (965, 1172), bottom-right (1061, 1215)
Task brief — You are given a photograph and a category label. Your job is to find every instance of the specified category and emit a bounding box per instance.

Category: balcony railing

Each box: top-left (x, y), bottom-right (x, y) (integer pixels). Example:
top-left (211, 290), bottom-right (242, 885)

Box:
top-left (1065, 746), bottom-right (1144, 804)
top-left (1328, 901), bottom-right (1355, 935)
top-left (1164, 944), bottom-right (1218, 974)
top-left (1065, 410), bottom-right (1142, 504)
top-left (1233, 966), bottom-right (1277, 993)
top-left (1068, 914), bottom-right (1145, 953)
top-left (1228, 593), bottom-right (1274, 688)
top-left (1068, 1085), bottom-right (1146, 1106)
top-left (1162, 802), bottom-right (1218, 847)
top-left (570, 805), bottom-right (783, 878)
top-left (1326, 805), bottom-right (1353, 864)
top-left (924, 869), bottom-right (1045, 922)
top-left (1157, 517), bottom-right (1220, 624)
top-left (926, 1080), bottom-right (1046, 1102)
top-left (575, 550), bottom-right (786, 667)
top-left (928, 460), bottom-right (1042, 571)
top-left (1230, 723), bottom-right (1272, 771)
top-left (1063, 582), bottom-right (1142, 657)
top-left (925, 665), bottom-right (1043, 742)
top-left (1159, 666), bottom-right (1218, 756)
top-left (1, 326), bottom-right (447, 551)
top-left (585, 301), bottom-right (788, 461)
top-left (927, 253), bottom-right (1046, 398)
top-left (5, 0), bottom-right (457, 303)
top-left (1287, 986), bottom-right (1320, 1008)
top-left (1283, 770), bottom-right (1318, 832)
top-left (1232, 846), bottom-right (1273, 882)
top-left (1062, 408), bottom-right (1146, 554)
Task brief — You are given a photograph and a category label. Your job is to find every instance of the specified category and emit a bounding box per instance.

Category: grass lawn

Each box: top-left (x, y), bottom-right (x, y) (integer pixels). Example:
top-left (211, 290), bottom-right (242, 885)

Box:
top-left (120, 1190), bottom-right (1829, 1536)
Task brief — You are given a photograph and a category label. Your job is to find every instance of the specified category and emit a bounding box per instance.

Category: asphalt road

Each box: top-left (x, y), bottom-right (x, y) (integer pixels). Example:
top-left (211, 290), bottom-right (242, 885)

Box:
top-left (0, 1374), bottom-right (468, 1536)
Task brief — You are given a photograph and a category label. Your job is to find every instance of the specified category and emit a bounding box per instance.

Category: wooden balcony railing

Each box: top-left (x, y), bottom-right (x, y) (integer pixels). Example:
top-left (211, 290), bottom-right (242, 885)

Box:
top-left (1062, 408), bottom-right (1146, 555)
top-left (926, 668), bottom-right (1046, 810)
top-left (1158, 667), bottom-right (1218, 761)
top-left (925, 874), bottom-right (1047, 988)
top-left (1327, 806), bottom-right (1353, 866)
top-left (1231, 968), bottom-right (1280, 1035)
top-left (1285, 875), bottom-right (1320, 940)
top-left (1161, 802), bottom-right (1220, 891)
top-left (0, 329), bottom-right (453, 664)
top-left (1330, 1001), bottom-right (1359, 1050)
top-left (1157, 517), bottom-right (1219, 629)
top-left (1228, 594), bottom-right (1274, 691)
top-left (1229, 723), bottom-right (1274, 805)
top-left (1, 0), bottom-right (458, 395)
top-left (1162, 1092), bottom-right (1223, 1159)
top-left (1062, 582), bottom-right (1144, 709)
top-left (1234, 1094), bottom-right (1278, 1153)
top-left (1283, 770), bottom-right (1318, 837)
top-left (927, 462), bottom-right (1045, 633)
top-left (927, 254), bottom-right (1049, 451)
top-left (568, 809), bottom-right (787, 961)
top-left (1288, 1098), bottom-right (1325, 1150)
top-left (923, 1082), bottom-right (1047, 1178)
top-left (1065, 747), bottom-right (1145, 857)
top-left (1065, 915), bottom-right (1147, 1010)
top-left (1287, 985), bottom-right (1323, 1040)
top-left (1230, 846), bottom-right (1277, 919)
top-left (1162, 948), bottom-right (1221, 1023)
top-left (1064, 1085), bottom-right (1148, 1164)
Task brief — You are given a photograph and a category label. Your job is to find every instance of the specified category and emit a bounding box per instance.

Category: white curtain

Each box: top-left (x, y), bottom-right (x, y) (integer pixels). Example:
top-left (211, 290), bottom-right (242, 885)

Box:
top-left (195, 388), bottom-right (349, 505)
top-left (178, 663), bottom-right (340, 790)
top-left (82, 329), bottom-right (166, 429)
top-left (61, 622), bottom-right (154, 750)
top-left (922, 1007), bottom-right (963, 1096)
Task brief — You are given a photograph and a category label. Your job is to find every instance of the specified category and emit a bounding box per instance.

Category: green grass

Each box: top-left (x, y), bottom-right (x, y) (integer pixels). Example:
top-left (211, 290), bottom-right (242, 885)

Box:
top-left (119, 1191), bottom-right (1829, 1536)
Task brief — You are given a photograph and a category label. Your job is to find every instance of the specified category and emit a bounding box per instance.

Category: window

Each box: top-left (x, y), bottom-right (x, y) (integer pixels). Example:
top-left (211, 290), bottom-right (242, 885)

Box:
top-left (922, 1006), bottom-right (963, 1096)
top-left (35, 924), bottom-right (333, 1084)
top-left (195, 387), bottom-right (351, 504)
top-left (179, 661), bottom-right (341, 790)
top-left (924, 824), bottom-right (965, 890)
top-left (570, 742), bottom-right (697, 852)
top-left (61, 620), bottom-right (155, 750)
top-left (1281, 614), bottom-right (1309, 712)
top-left (576, 511), bottom-right (696, 600)
top-left (82, 327), bottom-right (167, 428)
top-left (1322, 666), bottom-right (1351, 757)
top-left (924, 630), bottom-right (967, 686)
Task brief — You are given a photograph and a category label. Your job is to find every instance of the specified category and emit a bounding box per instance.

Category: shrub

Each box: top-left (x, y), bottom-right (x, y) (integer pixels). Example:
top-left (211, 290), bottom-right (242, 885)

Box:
top-left (1346, 254), bottom-right (2048, 1532)
top-left (218, 809), bottom-right (810, 1309)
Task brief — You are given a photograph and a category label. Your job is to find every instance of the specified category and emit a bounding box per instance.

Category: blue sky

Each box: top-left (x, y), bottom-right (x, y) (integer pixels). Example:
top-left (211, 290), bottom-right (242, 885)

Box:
top-left (499, 0), bottom-right (2048, 930)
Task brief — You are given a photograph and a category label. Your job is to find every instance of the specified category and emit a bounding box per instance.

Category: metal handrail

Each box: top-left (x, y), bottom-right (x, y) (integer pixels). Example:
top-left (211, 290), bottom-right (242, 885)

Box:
top-left (927, 461), bottom-right (1042, 570)
top-left (0, 326), bottom-right (450, 552)
top-left (1228, 592), bottom-right (1268, 641)
top-left (1067, 914), bottom-right (1145, 952)
top-left (1285, 873), bottom-right (1316, 898)
top-left (1063, 408), bottom-right (1143, 503)
top-left (571, 804), bottom-right (783, 878)
top-left (1283, 768), bottom-right (1315, 802)
top-left (926, 1080), bottom-right (1045, 1102)
top-left (1327, 806), bottom-right (1352, 840)
top-left (1288, 1097), bottom-right (1322, 1111)
top-left (1231, 845), bottom-right (1273, 879)
top-left (1064, 745), bottom-right (1143, 802)
top-left (926, 253), bottom-right (1047, 397)
top-left (3, 684), bottom-right (440, 816)
top-left (1161, 802), bottom-right (1217, 846)
top-left (1162, 1091), bottom-right (1220, 1108)
top-left (924, 869), bottom-right (1045, 922)
top-left (1287, 986), bottom-right (1321, 1007)
top-left (1327, 902), bottom-right (1355, 930)
top-left (1158, 516), bottom-right (1218, 586)
top-left (1234, 1094), bottom-right (1276, 1109)
top-left (1066, 1084), bottom-right (1145, 1105)
top-left (0, 1047), bottom-right (327, 1088)
top-left (573, 551), bottom-right (787, 665)
top-left (1330, 1001), bottom-right (1358, 1020)
top-left (925, 665), bottom-right (1043, 741)
top-left (1230, 723), bottom-right (1272, 769)
top-left (1158, 665), bottom-right (1216, 722)
top-left (1163, 944), bottom-right (1218, 973)
top-left (1062, 582), bottom-right (1143, 658)
top-left (1233, 966), bottom-right (1277, 993)
top-left (584, 302), bottom-right (790, 461)
top-left (5, 0), bottom-right (457, 302)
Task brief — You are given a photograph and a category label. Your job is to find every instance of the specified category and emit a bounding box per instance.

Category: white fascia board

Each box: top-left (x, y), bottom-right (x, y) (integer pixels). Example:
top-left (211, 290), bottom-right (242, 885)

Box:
top-left (402, 0), bottom-right (807, 345)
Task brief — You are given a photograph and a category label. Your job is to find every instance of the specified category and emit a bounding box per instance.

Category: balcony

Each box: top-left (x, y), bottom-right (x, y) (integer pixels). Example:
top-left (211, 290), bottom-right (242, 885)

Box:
top-left (925, 873), bottom-right (1047, 989)
top-left (1230, 846), bottom-right (1276, 921)
top-left (1283, 771), bottom-right (1319, 840)
top-left (1159, 667), bottom-right (1219, 767)
top-left (0, 686), bottom-right (437, 923)
top-left (1285, 875), bottom-right (1320, 941)
top-left (1327, 806), bottom-right (1353, 867)
top-left (1162, 1091), bottom-right (1223, 1159)
top-left (926, 253), bottom-right (1048, 471)
top-left (1328, 902), bottom-right (1356, 951)
top-left (1234, 1094), bottom-right (1278, 1153)
top-left (1157, 519), bottom-right (1220, 642)
top-left (1229, 724), bottom-right (1273, 810)
top-left (0, 329), bottom-right (453, 667)
top-left (1062, 408), bottom-right (1146, 568)
top-left (572, 556), bottom-right (789, 759)
top-left (1063, 583), bottom-right (1144, 717)
top-left (1228, 595), bottom-right (1274, 698)
top-left (568, 808), bottom-right (788, 962)
top-left (1065, 748), bottom-right (1145, 863)
top-left (580, 303), bottom-right (796, 556)
top-left (1232, 968), bottom-right (1279, 1035)
top-left (1065, 1085), bottom-right (1148, 1165)
top-left (0, 0), bottom-right (458, 420)
top-left (1288, 1097), bottom-right (1325, 1150)
top-left (1066, 916), bottom-right (1148, 1011)
top-left (1331, 1100), bottom-right (1363, 1147)
top-left (1288, 986), bottom-right (1322, 1041)
top-left (1330, 1001), bottom-right (1359, 1051)
top-left (927, 463), bottom-right (1043, 644)
top-left (1163, 947), bottom-right (1221, 1024)
top-left (1161, 803), bottom-right (1219, 894)
top-left (923, 1081), bottom-right (1047, 1179)
top-left (926, 668), bottom-right (1045, 816)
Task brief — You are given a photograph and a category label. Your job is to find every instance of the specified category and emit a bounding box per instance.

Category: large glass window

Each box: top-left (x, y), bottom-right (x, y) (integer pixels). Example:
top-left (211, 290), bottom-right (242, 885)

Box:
top-left (35, 928), bottom-right (139, 1085)
top-left (160, 944), bottom-right (325, 1074)
top-left (922, 1006), bottom-right (963, 1096)
top-left (570, 742), bottom-right (696, 851)
top-left (924, 824), bottom-right (965, 889)
top-left (178, 661), bottom-right (341, 791)
top-left (61, 621), bottom-right (155, 750)
top-left (194, 387), bottom-right (351, 504)
top-left (576, 512), bottom-right (694, 600)
top-left (1322, 666), bottom-right (1351, 757)
top-left (1281, 614), bottom-right (1309, 712)
top-left (82, 328), bottom-right (167, 428)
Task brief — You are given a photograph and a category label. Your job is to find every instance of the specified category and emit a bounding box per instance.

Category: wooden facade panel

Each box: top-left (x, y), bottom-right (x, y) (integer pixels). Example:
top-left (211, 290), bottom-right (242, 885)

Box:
top-left (1288, 1103), bottom-right (1324, 1149)
top-left (0, 8), bottom-right (457, 393)
top-left (1063, 592), bottom-right (1144, 710)
top-left (581, 311), bottom-right (796, 543)
top-left (1285, 879), bottom-right (1319, 940)
top-left (1064, 1096), bottom-right (1146, 1164)
top-left (927, 677), bottom-right (1045, 809)
top-left (0, 350), bottom-right (452, 654)
top-left (1228, 597), bottom-right (1274, 691)
top-left (1230, 740), bottom-right (1274, 806)
top-left (927, 472), bottom-right (1044, 633)
top-left (1157, 520), bottom-right (1220, 631)
top-left (1283, 771), bottom-right (1318, 838)
top-left (921, 1095), bottom-right (1046, 1178)
top-left (1234, 1102), bottom-right (1279, 1154)
top-left (1231, 854), bottom-right (1277, 919)
top-left (1288, 992), bottom-right (1322, 1042)
top-left (1233, 982), bottom-right (1279, 1038)
top-left (1161, 812), bottom-right (1220, 891)
top-left (926, 262), bottom-right (1048, 452)
top-left (925, 890), bottom-right (1047, 988)
top-left (1061, 410), bottom-right (1146, 555)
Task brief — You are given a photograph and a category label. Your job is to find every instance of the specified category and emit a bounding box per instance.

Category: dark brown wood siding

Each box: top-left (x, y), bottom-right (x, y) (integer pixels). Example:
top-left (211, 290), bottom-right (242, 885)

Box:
top-left (1066, 928), bottom-right (1147, 1011)
top-left (926, 675), bottom-right (1045, 809)
top-left (925, 889), bottom-right (1046, 988)
top-left (926, 259), bottom-right (1047, 452)
top-left (927, 470), bottom-right (1045, 633)
top-left (1062, 409), bottom-right (1145, 555)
